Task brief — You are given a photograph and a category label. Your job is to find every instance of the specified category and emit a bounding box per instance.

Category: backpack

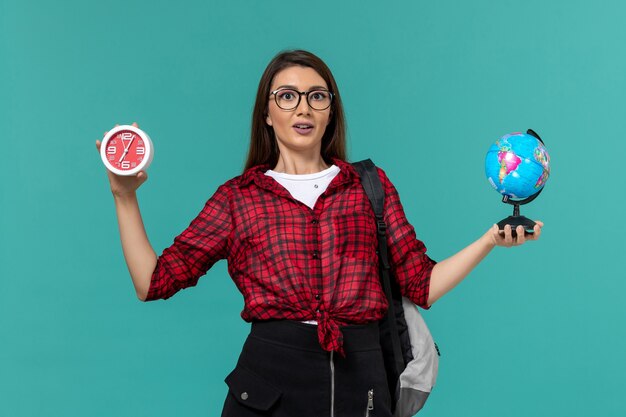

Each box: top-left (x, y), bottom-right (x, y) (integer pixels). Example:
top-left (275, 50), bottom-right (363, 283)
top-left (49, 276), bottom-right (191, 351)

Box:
top-left (353, 159), bottom-right (440, 417)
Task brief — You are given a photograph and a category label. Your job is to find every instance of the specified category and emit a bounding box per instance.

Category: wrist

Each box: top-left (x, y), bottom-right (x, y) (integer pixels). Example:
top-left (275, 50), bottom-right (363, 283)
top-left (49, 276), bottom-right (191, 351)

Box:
top-left (113, 191), bottom-right (138, 204)
top-left (481, 226), bottom-right (498, 249)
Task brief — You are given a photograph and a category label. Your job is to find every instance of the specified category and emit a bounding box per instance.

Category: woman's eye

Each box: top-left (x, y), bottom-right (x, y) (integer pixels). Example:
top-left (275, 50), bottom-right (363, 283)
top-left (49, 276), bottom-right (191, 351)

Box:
top-left (310, 91), bottom-right (328, 101)
top-left (278, 91), bottom-right (296, 100)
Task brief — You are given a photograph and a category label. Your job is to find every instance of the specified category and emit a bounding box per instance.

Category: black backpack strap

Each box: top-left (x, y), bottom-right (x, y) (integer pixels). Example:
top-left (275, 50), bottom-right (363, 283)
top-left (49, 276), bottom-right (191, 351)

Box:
top-left (352, 159), bottom-right (405, 379)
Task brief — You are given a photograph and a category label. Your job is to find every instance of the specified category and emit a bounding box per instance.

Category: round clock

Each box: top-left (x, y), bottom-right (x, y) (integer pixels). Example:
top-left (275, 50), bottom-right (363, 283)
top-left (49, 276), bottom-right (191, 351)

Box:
top-left (100, 125), bottom-right (154, 176)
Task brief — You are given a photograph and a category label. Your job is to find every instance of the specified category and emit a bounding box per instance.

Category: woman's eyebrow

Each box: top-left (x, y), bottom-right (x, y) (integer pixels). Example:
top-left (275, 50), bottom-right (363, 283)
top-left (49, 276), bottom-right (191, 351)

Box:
top-left (274, 85), bottom-right (329, 91)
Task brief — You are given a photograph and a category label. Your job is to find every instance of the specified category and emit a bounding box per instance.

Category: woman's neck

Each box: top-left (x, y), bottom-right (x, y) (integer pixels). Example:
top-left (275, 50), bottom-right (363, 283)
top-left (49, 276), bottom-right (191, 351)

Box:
top-left (273, 153), bottom-right (330, 175)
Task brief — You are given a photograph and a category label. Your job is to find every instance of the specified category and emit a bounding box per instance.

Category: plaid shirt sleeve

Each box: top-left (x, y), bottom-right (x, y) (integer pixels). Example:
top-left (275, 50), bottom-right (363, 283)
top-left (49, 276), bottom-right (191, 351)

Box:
top-left (379, 168), bottom-right (436, 308)
top-left (146, 183), bottom-right (233, 301)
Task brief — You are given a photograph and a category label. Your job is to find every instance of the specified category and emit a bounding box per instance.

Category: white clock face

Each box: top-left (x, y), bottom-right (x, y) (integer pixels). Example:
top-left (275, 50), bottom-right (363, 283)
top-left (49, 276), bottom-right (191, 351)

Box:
top-left (100, 125), bottom-right (154, 176)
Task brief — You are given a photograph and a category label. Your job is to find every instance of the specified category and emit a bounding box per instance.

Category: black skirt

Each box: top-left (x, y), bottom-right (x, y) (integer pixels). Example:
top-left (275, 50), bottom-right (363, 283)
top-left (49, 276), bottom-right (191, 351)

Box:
top-left (221, 320), bottom-right (392, 417)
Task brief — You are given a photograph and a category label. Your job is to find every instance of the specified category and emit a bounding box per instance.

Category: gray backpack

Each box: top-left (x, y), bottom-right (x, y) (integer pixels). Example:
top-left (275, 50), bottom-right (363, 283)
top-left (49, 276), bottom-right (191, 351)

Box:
top-left (353, 159), bottom-right (440, 417)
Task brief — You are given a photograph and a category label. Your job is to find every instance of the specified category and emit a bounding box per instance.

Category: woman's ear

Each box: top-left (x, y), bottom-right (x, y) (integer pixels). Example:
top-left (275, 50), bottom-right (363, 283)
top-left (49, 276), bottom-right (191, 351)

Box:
top-left (266, 115), bottom-right (273, 126)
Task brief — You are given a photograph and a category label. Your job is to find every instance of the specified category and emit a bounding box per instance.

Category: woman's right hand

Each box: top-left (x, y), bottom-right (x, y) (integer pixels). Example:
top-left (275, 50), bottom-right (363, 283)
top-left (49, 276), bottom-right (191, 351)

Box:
top-left (96, 123), bottom-right (157, 300)
top-left (96, 122), bottom-right (148, 198)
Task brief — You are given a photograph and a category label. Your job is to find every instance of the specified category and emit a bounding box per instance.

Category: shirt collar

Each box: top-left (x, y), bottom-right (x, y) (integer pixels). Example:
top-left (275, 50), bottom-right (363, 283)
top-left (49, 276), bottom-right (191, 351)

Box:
top-left (240, 158), bottom-right (360, 190)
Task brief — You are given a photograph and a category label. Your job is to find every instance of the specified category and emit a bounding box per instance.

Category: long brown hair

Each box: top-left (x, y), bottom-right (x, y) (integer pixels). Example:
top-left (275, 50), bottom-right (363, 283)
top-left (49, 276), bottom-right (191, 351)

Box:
top-left (244, 50), bottom-right (347, 171)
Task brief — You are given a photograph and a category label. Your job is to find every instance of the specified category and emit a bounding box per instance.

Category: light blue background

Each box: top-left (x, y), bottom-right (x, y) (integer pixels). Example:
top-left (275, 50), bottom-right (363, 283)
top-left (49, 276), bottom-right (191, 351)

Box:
top-left (1, 1), bottom-right (624, 416)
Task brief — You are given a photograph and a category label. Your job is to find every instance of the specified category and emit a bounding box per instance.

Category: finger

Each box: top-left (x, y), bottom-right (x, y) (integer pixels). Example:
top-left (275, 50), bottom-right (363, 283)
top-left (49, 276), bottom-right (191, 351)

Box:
top-left (535, 220), bottom-right (544, 228)
top-left (137, 171), bottom-right (149, 183)
top-left (132, 121), bottom-right (138, 127)
top-left (115, 124), bottom-right (119, 127)
top-left (532, 224), bottom-right (542, 239)
top-left (516, 226), bottom-right (526, 244)
top-left (96, 140), bottom-right (101, 151)
top-left (503, 224), bottom-right (514, 245)
top-left (496, 225), bottom-right (509, 243)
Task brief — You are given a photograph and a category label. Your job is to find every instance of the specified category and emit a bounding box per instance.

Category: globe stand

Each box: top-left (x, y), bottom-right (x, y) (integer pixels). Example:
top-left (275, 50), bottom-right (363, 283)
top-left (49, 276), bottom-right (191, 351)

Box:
top-left (497, 196), bottom-right (538, 237)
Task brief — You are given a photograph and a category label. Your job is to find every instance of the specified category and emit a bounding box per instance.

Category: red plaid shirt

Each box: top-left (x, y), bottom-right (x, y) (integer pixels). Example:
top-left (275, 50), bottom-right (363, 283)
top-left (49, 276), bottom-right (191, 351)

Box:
top-left (147, 159), bottom-right (435, 354)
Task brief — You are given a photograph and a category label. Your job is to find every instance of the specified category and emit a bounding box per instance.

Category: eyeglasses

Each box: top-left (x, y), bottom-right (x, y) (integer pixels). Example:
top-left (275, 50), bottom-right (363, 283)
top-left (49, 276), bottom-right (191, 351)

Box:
top-left (270, 88), bottom-right (334, 111)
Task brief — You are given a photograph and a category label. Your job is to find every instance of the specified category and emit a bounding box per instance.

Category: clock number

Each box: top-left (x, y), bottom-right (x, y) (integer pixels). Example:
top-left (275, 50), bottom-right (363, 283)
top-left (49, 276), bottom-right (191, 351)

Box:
top-left (136, 147), bottom-right (145, 155)
top-left (121, 161), bottom-right (131, 169)
top-left (107, 146), bottom-right (116, 155)
top-left (121, 132), bottom-right (134, 151)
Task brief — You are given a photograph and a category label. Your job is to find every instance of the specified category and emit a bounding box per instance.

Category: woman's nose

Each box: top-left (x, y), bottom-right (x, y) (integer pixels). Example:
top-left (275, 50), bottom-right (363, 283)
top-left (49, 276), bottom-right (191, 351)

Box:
top-left (295, 93), bottom-right (312, 114)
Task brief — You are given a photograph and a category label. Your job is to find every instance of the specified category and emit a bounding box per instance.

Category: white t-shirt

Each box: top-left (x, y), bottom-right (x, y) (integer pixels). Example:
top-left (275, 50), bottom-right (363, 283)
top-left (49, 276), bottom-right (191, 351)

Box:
top-left (265, 165), bottom-right (341, 209)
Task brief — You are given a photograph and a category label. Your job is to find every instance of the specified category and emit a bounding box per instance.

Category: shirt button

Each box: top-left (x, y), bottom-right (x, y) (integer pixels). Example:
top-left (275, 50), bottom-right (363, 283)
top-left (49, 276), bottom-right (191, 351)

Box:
top-left (312, 250), bottom-right (319, 259)
top-left (241, 392), bottom-right (248, 400)
top-left (314, 294), bottom-right (320, 300)
top-left (311, 219), bottom-right (319, 224)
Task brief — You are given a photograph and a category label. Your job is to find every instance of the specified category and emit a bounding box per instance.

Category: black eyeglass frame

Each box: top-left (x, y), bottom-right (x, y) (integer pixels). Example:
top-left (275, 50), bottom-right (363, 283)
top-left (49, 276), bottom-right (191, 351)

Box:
top-left (269, 88), bottom-right (334, 111)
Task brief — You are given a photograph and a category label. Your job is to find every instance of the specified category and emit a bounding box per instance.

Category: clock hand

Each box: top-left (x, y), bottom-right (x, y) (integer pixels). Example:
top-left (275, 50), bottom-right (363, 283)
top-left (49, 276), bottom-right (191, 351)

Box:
top-left (118, 135), bottom-right (136, 163)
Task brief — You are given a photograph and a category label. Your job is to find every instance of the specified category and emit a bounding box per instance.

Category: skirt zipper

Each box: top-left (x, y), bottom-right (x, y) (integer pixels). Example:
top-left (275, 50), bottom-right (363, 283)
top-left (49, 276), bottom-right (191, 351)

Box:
top-left (330, 351), bottom-right (335, 417)
top-left (365, 389), bottom-right (374, 417)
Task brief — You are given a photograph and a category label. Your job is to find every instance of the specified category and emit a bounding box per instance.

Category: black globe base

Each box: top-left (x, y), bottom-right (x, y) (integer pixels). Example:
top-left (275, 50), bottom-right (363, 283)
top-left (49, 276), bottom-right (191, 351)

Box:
top-left (497, 215), bottom-right (536, 237)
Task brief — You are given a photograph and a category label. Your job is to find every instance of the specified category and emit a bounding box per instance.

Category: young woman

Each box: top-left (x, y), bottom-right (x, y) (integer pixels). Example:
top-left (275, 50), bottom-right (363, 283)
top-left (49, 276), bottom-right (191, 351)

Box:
top-left (97, 50), bottom-right (542, 417)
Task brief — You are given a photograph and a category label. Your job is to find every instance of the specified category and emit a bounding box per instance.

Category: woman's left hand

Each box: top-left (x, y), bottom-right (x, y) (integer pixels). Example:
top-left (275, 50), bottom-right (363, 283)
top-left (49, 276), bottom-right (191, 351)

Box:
top-left (428, 220), bottom-right (544, 305)
top-left (488, 221), bottom-right (543, 247)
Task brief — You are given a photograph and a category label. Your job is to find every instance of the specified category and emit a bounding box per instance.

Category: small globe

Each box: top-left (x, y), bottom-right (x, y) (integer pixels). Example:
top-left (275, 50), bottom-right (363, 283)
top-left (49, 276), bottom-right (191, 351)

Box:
top-left (485, 132), bottom-right (550, 199)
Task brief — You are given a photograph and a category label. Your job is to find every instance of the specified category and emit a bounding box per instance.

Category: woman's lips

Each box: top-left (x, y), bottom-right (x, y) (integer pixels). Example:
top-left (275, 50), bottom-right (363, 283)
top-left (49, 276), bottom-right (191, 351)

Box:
top-left (293, 124), bottom-right (313, 135)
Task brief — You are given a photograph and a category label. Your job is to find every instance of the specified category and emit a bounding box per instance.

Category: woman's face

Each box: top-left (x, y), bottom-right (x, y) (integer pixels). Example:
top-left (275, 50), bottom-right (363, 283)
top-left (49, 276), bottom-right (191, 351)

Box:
top-left (266, 65), bottom-right (331, 158)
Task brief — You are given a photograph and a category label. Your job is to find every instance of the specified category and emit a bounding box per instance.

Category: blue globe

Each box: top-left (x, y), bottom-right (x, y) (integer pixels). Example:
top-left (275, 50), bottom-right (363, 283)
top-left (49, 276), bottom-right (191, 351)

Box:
top-left (485, 132), bottom-right (550, 199)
